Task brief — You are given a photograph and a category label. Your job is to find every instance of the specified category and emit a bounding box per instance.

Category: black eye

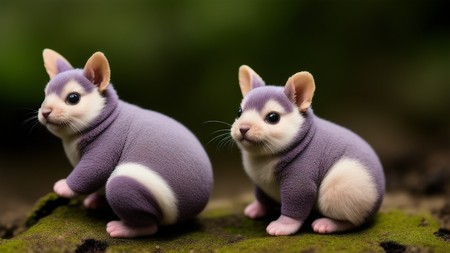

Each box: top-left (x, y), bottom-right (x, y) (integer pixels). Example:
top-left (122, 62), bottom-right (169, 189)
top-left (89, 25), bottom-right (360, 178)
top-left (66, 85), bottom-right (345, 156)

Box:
top-left (237, 107), bottom-right (243, 118)
top-left (66, 92), bottom-right (80, 105)
top-left (265, 112), bottom-right (280, 124)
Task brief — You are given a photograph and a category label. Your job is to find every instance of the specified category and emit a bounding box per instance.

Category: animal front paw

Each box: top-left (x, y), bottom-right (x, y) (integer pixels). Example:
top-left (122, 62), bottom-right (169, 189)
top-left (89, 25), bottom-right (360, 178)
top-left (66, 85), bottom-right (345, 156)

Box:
top-left (106, 220), bottom-right (158, 238)
top-left (53, 179), bottom-right (78, 198)
top-left (266, 215), bottom-right (303, 236)
top-left (244, 200), bottom-right (267, 219)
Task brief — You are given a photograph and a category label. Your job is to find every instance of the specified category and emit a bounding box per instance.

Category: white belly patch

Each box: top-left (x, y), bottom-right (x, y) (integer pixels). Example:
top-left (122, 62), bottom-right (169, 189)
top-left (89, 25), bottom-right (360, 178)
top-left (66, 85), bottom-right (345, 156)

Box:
top-left (242, 152), bottom-right (280, 202)
top-left (63, 136), bottom-right (80, 166)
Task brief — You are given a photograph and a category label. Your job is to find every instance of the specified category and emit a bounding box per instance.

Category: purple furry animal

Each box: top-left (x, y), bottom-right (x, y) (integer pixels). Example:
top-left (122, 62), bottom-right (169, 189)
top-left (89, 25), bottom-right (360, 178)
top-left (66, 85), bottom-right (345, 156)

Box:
top-left (38, 49), bottom-right (213, 238)
top-left (231, 65), bottom-right (385, 236)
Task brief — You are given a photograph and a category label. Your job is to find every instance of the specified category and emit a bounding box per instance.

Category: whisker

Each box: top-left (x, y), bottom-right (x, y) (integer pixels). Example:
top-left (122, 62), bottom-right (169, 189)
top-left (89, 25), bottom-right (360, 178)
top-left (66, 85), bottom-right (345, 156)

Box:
top-left (22, 115), bottom-right (39, 126)
top-left (207, 132), bottom-right (231, 146)
top-left (203, 120), bottom-right (232, 127)
top-left (217, 135), bottom-right (233, 150)
top-left (213, 133), bottom-right (232, 151)
top-left (26, 119), bottom-right (41, 135)
top-left (210, 129), bottom-right (231, 135)
top-left (256, 138), bottom-right (270, 155)
top-left (21, 111), bottom-right (44, 135)
top-left (210, 129), bottom-right (231, 140)
top-left (262, 139), bottom-right (277, 155)
top-left (23, 111), bottom-right (39, 118)
top-left (61, 118), bottom-right (79, 134)
top-left (68, 121), bottom-right (83, 134)
top-left (20, 107), bottom-right (40, 114)
top-left (225, 138), bottom-right (236, 152)
top-left (69, 117), bottom-right (90, 133)
top-left (205, 121), bottom-right (238, 152)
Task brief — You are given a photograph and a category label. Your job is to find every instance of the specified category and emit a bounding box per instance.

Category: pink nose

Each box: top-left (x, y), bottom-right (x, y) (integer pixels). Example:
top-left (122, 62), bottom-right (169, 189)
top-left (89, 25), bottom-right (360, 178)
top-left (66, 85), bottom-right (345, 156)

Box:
top-left (41, 108), bottom-right (52, 119)
top-left (240, 127), bottom-right (250, 136)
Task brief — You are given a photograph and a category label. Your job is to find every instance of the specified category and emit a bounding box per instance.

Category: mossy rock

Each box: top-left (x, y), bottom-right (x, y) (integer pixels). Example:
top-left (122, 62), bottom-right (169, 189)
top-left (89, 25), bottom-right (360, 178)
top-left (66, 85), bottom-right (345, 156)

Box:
top-left (0, 193), bottom-right (448, 252)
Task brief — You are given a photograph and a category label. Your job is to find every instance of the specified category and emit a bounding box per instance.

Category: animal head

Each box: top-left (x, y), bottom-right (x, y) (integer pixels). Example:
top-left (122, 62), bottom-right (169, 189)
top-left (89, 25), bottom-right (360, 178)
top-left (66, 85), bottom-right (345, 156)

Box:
top-left (38, 49), bottom-right (111, 139)
top-left (231, 65), bottom-right (316, 155)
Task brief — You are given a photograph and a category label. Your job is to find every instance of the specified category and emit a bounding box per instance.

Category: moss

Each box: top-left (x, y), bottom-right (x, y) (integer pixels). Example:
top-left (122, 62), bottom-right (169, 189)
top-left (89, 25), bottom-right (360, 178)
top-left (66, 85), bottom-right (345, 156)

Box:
top-left (25, 192), bottom-right (71, 227)
top-left (0, 193), bottom-right (449, 252)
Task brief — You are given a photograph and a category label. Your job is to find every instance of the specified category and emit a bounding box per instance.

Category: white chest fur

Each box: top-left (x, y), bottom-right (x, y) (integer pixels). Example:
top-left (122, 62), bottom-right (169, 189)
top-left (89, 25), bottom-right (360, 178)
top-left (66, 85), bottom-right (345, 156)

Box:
top-left (63, 136), bottom-right (80, 166)
top-left (242, 152), bottom-right (280, 202)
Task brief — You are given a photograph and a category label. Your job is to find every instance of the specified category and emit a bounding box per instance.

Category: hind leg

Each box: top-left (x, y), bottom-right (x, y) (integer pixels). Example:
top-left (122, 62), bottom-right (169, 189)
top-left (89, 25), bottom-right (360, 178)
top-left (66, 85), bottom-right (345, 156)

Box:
top-left (84, 188), bottom-right (108, 210)
top-left (106, 176), bottom-right (160, 238)
top-left (105, 163), bottom-right (178, 238)
top-left (315, 158), bottom-right (379, 234)
top-left (106, 220), bottom-right (157, 238)
top-left (244, 200), bottom-right (268, 219)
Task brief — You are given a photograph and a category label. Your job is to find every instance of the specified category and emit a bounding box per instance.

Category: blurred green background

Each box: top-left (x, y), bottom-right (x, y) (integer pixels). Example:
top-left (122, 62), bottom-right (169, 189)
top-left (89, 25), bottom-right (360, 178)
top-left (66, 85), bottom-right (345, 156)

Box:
top-left (1, 0), bottom-right (450, 210)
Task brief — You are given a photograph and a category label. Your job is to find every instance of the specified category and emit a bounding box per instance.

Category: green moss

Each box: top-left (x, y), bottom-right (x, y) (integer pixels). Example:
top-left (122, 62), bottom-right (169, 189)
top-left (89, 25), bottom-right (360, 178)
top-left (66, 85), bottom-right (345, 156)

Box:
top-left (25, 192), bottom-right (71, 227)
top-left (1, 193), bottom-right (448, 252)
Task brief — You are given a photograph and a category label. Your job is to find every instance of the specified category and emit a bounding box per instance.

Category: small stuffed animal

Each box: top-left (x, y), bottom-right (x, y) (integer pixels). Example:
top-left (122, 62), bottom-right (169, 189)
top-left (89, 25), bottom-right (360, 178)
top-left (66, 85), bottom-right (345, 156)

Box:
top-left (38, 49), bottom-right (213, 238)
top-left (231, 65), bottom-right (385, 236)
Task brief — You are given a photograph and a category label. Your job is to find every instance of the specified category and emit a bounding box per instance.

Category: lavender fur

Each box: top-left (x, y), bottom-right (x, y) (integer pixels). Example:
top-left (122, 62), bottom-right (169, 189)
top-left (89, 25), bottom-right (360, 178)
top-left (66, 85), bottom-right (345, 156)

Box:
top-left (77, 82), bottom-right (210, 222)
top-left (252, 101), bottom-right (385, 221)
top-left (233, 66), bottom-right (386, 235)
top-left (44, 68), bottom-right (212, 225)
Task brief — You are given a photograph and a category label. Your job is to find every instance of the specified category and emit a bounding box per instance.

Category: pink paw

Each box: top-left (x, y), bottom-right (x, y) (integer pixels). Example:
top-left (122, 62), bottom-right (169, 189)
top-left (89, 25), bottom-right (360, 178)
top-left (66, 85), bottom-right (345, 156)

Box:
top-left (83, 193), bottom-right (107, 210)
top-left (106, 220), bottom-right (158, 238)
top-left (266, 215), bottom-right (303, 236)
top-left (312, 218), bottom-right (355, 234)
top-left (244, 201), bottom-right (267, 219)
top-left (53, 179), bottom-right (78, 198)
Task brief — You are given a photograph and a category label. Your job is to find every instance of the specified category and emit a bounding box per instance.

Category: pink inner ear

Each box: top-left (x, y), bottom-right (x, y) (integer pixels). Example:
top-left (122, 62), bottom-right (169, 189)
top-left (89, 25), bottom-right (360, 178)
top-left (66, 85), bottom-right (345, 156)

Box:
top-left (83, 52), bottom-right (110, 92)
top-left (284, 80), bottom-right (297, 103)
top-left (239, 66), bottom-right (253, 96)
top-left (284, 72), bottom-right (315, 112)
top-left (84, 67), bottom-right (102, 86)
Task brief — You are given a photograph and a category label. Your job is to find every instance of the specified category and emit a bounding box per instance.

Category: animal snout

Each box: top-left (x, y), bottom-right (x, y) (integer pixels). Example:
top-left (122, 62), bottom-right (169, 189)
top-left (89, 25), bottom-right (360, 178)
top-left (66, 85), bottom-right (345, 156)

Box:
top-left (239, 126), bottom-right (250, 136)
top-left (41, 108), bottom-right (52, 119)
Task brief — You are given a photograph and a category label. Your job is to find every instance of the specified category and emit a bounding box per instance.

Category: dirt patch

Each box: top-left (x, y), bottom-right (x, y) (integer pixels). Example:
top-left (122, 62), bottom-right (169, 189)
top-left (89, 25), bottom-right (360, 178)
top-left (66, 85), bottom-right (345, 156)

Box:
top-left (75, 239), bottom-right (108, 253)
top-left (379, 241), bottom-right (406, 253)
top-left (0, 209), bottom-right (27, 239)
top-left (435, 202), bottom-right (450, 230)
top-left (434, 228), bottom-right (450, 242)
top-left (26, 194), bottom-right (70, 227)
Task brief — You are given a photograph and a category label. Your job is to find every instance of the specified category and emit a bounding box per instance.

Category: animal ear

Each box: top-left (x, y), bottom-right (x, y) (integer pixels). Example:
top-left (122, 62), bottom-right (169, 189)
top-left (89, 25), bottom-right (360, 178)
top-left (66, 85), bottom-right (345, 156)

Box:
top-left (43, 49), bottom-right (74, 79)
top-left (284, 71), bottom-right (315, 112)
top-left (238, 65), bottom-right (265, 96)
top-left (83, 52), bottom-right (111, 92)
